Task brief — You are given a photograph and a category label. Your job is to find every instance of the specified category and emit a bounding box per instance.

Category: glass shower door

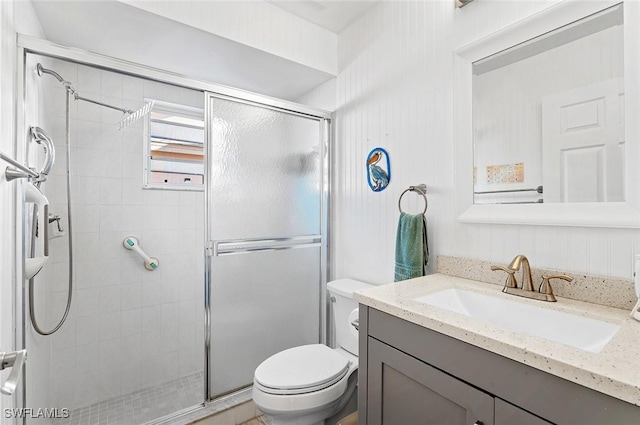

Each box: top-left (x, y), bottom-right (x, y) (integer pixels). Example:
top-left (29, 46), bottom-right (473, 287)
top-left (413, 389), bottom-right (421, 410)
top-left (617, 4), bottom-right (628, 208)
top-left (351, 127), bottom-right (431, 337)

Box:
top-left (206, 93), bottom-right (328, 397)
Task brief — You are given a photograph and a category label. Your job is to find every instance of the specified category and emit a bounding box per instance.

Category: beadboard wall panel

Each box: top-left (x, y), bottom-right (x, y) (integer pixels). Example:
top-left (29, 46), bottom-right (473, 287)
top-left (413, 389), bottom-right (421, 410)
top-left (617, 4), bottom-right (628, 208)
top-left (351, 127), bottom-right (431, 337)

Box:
top-left (334, 0), bottom-right (640, 284)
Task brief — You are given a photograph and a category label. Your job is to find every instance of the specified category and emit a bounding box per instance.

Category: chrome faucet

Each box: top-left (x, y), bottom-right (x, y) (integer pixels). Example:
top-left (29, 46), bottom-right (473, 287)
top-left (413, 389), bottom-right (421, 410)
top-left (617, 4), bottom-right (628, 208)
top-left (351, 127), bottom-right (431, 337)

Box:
top-left (491, 255), bottom-right (573, 302)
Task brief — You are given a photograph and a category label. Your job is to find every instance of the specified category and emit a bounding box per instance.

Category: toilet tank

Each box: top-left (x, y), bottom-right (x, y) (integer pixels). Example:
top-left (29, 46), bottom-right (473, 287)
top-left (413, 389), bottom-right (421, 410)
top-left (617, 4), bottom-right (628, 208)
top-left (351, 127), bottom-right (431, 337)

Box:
top-left (327, 279), bottom-right (374, 356)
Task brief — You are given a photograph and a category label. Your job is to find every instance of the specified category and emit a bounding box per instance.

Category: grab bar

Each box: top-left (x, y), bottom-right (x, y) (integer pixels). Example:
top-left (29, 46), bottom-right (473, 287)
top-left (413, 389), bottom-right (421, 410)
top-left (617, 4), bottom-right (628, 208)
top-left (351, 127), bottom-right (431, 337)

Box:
top-left (1, 350), bottom-right (27, 395)
top-left (123, 236), bottom-right (159, 271)
top-left (212, 235), bottom-right (322, 256)
top-left (0, 151), bottom-right (40, 181)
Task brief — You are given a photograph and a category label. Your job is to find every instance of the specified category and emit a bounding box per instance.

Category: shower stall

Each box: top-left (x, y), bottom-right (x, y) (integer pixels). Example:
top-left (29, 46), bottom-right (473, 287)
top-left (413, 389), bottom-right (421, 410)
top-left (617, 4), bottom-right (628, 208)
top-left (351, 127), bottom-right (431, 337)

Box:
top-left (16, 37), bottom-right (330, 425)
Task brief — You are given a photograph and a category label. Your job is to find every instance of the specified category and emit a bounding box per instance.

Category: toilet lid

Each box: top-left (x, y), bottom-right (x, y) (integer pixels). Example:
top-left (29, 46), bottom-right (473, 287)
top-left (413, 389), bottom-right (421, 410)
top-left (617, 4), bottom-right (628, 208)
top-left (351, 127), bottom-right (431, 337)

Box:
top-left (254, 344), bottom-right (350, 394)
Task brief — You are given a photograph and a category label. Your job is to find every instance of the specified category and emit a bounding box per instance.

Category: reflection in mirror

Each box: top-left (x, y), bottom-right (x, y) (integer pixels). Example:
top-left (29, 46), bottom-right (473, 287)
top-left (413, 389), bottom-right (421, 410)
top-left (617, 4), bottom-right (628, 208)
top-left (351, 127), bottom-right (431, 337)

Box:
top-left (473, 4), bottom-right (624, 204)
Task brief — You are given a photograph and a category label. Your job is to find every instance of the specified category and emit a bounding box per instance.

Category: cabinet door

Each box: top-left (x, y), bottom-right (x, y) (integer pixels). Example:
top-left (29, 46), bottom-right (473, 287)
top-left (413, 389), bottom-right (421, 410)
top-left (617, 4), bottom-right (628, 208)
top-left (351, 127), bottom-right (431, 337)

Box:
top-left (495, 399), bottom-right (553, 425)
top-left (367, 338), bottom-right (494, 425)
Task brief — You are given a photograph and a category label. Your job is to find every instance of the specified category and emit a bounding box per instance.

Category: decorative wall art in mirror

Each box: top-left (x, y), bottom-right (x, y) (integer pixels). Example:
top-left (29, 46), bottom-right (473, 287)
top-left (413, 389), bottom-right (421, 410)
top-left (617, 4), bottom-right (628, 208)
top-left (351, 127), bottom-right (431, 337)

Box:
top-left (454, 1), bottom-right (640, 227)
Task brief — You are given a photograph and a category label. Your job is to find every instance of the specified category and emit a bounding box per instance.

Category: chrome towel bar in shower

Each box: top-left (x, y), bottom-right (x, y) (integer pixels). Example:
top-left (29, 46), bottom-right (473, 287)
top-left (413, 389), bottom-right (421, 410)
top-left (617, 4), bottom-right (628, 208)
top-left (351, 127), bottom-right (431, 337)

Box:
top-left (398, 184), bottom-right (428, 215)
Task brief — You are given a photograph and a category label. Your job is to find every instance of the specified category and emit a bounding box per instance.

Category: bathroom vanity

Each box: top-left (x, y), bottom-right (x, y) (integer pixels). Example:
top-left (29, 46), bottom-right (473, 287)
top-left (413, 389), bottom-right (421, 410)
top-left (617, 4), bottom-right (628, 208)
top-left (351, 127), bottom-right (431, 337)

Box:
top-left (355, 274), bottom-right (640, 425)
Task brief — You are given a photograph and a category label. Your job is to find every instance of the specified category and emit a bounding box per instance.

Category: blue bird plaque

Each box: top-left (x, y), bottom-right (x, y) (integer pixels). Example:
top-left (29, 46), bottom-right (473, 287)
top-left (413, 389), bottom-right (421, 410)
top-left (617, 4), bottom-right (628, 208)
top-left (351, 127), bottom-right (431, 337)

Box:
top-left (366, 147), bottom-right (391, 192)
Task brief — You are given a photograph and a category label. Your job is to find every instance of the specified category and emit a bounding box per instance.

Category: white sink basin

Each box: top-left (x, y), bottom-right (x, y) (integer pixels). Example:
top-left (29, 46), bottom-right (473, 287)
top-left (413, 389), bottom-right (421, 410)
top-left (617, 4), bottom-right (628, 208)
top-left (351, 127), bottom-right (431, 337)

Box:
top-left (414, 288), bottom-right (620, 353)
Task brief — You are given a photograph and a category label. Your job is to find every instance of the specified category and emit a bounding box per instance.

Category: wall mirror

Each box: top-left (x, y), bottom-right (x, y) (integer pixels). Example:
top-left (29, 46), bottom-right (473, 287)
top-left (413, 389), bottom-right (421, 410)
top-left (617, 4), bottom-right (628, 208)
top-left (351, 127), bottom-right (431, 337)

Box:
top-left (454, 0), bottom-right (640, 227)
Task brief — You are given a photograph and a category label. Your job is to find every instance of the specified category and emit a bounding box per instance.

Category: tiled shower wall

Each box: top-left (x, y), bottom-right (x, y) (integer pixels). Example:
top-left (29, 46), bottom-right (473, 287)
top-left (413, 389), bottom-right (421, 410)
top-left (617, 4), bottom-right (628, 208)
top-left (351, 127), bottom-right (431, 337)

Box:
top-left (28, 56), bottom-right (205, 410)
top-left (333, 0), bottom-right (640, 285)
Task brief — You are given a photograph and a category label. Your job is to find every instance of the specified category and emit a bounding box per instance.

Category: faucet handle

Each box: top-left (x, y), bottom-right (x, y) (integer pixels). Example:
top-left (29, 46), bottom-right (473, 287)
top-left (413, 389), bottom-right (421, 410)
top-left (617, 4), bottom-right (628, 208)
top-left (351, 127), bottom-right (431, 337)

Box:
top-left (539, 274), bottom-right (573, 302)
top-left (491, 265), bottom-right (518, 288)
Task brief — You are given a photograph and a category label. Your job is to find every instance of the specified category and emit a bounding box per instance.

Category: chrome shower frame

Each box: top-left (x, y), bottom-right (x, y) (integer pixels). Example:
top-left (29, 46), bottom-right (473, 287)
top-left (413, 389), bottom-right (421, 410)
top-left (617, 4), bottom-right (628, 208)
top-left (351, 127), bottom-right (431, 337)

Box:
top-left (15, 35), bottom-right (332, 425)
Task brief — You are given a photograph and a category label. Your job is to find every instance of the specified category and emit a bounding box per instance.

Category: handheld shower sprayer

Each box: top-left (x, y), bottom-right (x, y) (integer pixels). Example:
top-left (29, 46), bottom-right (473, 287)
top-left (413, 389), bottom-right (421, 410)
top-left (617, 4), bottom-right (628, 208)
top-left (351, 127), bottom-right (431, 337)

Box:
top-left (29, 126), bottom-right (55, 180)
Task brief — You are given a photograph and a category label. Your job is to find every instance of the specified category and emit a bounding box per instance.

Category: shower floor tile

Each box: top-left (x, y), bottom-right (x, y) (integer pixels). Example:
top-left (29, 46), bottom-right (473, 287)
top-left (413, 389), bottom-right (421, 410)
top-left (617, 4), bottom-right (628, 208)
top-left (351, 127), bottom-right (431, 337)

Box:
top-left (52, 371), bottom-right (204, 425)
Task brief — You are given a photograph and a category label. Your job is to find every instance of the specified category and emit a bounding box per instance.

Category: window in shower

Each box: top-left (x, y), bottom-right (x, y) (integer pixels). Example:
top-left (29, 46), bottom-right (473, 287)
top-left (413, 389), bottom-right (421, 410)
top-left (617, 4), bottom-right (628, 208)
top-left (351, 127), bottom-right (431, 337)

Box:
top-left (144, 99), bottom-right (205, 190)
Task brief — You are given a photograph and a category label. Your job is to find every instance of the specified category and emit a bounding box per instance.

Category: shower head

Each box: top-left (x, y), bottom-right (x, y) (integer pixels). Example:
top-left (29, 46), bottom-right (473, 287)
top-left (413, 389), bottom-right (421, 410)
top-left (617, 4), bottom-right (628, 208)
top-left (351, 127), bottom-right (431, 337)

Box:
top-left (37, 63), bottom-right (76, 95)
top-left (30, 126), bottom-right (55, 177)
top-left (36, 63), bottom-right (63, 83)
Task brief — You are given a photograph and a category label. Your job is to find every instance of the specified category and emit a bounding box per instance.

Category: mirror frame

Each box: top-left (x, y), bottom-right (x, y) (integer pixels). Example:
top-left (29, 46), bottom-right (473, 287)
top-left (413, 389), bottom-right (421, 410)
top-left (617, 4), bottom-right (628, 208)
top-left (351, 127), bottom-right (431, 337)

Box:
top-left (453, 0), bottom-right (640, 228)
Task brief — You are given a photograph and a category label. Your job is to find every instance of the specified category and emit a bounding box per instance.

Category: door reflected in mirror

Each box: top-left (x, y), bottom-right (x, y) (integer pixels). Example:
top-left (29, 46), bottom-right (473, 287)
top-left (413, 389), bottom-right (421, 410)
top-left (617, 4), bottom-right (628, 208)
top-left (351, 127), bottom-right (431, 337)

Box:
top-left (472, 4), bottom-right (624, 205)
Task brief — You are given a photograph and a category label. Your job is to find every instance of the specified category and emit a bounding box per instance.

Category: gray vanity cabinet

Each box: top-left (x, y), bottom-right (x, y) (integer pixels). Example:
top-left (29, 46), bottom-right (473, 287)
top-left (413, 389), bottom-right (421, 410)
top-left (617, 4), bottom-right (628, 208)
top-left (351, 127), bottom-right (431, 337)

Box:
top-left (358, 307), bottom-right (640, 425)
top-left (367, 337), bottom-right (494, 425)
top-left (495, 399), bottom-right (551, 425)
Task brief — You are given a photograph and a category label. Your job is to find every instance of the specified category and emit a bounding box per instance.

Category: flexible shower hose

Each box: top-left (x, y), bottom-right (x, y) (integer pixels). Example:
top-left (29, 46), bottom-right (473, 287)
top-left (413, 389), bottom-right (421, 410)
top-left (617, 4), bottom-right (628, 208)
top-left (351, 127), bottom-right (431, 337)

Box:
top-left (29, 90), bottom-right (73, 336)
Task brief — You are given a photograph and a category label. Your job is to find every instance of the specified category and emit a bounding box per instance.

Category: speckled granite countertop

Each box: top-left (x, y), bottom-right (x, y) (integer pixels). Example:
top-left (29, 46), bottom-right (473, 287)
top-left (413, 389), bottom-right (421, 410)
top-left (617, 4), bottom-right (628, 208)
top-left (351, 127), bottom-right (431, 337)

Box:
top-left (354, 274), bottom-right (640, 406)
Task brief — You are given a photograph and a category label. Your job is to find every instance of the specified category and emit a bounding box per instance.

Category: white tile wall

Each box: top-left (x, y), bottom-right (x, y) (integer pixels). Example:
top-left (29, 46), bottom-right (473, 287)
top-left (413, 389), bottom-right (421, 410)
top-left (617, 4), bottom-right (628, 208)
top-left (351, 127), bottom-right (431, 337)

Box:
top-left (25, 57), bottom-right (206, 411)
top-left (333, 0), bottom-right (640, 285)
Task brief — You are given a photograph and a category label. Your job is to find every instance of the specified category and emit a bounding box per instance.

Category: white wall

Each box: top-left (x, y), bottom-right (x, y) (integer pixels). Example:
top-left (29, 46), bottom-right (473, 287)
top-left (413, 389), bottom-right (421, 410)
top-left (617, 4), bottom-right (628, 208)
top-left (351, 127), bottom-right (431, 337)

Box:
top-left (333, 0), bottom-right (639, 285)
top-left (0, 2), bottom-right (18, 421)
top-left (295, 78), bottom-right (337, 111)
top-left (119, 0), bottom-right (338, 76)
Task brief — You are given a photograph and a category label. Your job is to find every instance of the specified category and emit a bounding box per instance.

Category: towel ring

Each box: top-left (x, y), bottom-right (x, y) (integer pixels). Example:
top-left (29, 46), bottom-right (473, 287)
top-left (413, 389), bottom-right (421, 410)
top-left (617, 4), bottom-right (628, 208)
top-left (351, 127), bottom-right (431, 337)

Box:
top-left (398, 184), bottom-right (428, 214)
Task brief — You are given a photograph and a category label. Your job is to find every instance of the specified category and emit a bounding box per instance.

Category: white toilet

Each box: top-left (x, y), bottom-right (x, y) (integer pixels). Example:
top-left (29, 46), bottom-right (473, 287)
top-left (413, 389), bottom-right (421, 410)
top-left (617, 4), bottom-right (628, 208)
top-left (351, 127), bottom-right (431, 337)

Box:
top-left (252, 279), bottom-right (373, 425)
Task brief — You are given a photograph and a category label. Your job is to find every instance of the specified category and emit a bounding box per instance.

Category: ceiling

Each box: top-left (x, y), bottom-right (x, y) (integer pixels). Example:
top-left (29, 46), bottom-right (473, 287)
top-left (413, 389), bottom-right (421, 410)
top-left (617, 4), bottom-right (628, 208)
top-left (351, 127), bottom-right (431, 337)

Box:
top-left (30, 1), bottom-right (335, 101)
top-left (267, 1), bottom-right (379, 33)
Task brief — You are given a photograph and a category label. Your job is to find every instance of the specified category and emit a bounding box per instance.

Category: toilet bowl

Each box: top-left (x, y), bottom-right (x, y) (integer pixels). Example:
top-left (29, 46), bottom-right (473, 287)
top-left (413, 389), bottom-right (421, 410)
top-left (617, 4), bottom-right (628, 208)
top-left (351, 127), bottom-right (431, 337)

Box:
top-left (252, 279), bottom-right (373, 425)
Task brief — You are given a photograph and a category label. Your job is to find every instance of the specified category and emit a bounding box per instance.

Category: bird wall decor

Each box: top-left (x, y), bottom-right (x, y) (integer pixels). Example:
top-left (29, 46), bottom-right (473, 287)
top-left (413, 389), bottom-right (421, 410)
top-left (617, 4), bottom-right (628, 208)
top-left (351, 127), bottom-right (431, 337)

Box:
top-left (366, 147), bottom-right (391, 192)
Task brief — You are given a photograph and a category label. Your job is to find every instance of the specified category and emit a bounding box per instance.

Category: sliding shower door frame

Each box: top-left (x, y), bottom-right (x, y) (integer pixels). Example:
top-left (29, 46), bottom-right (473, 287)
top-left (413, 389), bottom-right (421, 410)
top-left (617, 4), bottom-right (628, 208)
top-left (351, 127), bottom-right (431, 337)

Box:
top-left (15, 35), bottom-right (332, 424)
top-left (204, 91), bottom-right (330, 399)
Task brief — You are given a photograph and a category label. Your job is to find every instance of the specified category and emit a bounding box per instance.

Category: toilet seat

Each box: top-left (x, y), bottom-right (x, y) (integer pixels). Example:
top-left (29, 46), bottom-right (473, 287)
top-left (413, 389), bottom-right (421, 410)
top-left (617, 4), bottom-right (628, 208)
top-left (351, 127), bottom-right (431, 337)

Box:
top-left (254, 344), bottom-right (350, 395)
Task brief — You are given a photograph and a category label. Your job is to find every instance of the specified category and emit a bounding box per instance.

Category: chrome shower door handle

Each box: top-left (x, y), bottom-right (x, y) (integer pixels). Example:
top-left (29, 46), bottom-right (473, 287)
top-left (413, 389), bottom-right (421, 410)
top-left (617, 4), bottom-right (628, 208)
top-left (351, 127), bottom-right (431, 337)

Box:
top-left (1, 349), bottom-right (27, 395)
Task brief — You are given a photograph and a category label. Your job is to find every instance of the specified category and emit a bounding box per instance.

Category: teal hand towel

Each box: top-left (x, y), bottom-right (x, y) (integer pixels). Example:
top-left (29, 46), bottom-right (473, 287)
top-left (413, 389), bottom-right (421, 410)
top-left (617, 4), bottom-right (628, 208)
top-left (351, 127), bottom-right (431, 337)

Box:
top-left (394, 212), bottom-right (429, 282)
